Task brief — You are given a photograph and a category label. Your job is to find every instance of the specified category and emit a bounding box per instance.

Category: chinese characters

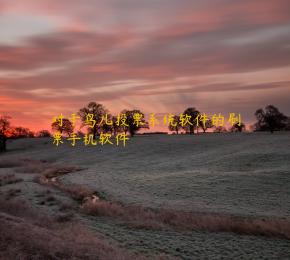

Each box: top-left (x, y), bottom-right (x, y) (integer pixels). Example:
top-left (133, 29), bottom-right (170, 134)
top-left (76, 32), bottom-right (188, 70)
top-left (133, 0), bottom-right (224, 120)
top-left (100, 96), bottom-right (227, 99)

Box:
top-left (52, 112), bottom-right (242, 147)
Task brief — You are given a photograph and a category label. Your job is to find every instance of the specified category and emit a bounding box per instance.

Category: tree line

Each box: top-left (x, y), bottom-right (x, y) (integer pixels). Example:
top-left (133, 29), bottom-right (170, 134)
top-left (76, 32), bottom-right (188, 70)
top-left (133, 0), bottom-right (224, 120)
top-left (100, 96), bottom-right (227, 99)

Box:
top-left (1, 103), bottom-right (289, 152)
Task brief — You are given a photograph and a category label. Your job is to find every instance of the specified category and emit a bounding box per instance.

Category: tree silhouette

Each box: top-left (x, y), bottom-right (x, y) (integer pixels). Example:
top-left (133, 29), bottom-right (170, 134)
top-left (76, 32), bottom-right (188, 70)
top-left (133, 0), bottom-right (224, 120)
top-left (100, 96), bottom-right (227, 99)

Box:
top-left (111, 116), bottom-right (123, 136)
top-left (11, 127), bottom-right (34, 138)
top-left (199, 119), bottom-right (213, 133)
top-left (285, 117), bottom-right (290, 131)
top-left (230, 122), bottom-right (246, 133)
top-left (214, 126), bottom-right (228, 133)
top-left (76, 130), bottom-right (85, 137)
top-left (122, 109), bottom-right (148, 137)
top-left (168, 115), bottom-right (181, 134)
top-left (78, 102), bottom-right (107, 139)
top-left (101, 116), bottom-right (113, 134)
top-left (183, 107), bottom-right (200, 134)
top-left (36, 130), bottom-right (51, 138)
top-left (51, 118), bottom-right (73, 137)
top-left (254, 105), bottom-right (287, 133)
top-left (0, 116), bottom-right (11, 152)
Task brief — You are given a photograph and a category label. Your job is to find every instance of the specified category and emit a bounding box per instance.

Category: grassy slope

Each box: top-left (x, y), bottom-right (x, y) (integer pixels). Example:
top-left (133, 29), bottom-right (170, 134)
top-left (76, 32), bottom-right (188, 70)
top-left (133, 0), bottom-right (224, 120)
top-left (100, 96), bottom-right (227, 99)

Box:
top-left (0, 133), bottom-right (290, 259)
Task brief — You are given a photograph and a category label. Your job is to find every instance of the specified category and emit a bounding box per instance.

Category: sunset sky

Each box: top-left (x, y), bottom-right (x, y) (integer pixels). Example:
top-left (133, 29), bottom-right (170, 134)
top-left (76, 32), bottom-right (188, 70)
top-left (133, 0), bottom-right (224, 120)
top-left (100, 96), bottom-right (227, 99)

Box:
top-left (0, 0), bottom-right (290, 131)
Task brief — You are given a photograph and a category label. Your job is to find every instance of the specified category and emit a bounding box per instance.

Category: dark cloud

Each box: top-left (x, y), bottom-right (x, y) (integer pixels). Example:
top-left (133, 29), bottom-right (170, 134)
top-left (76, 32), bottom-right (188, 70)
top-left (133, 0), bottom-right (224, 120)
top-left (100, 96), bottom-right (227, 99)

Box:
top-left (0, 30), bottom-right (128, 70)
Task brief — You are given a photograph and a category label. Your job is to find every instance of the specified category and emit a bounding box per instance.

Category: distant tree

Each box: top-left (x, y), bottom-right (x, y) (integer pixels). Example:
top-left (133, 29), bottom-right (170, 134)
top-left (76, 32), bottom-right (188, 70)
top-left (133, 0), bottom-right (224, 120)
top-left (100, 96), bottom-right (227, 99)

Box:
top-left (168, 115), bottom-right (182, 134)
top-left (101, 114), bottom-right (114, 134)
top-left (0, 116), bottom-right (11, 152)
top-left (182, 107), bottom-right (200, 134)
top-left (199, 119), bottom-right (213, 133)
top-left (51, 118), bottom-right (73, 137)
top-left (230, 122), bottom-right (246, 133)
top-left (254, 105), bottom-right (288, 133)
top-left (78, 102), bottom-right (107, 139)
top-left (11, 127), bottom-right (34, 138)
top-left (122, 109), bottom-right (148, 137)
top-left (36, 130), bottom-right (51, 138)
top-left (214, 126), bottom-right (228, 133)
top-left (76, 130), bottom-right (85, 137)
top-left (111, 116), bottom-right (123, 136)
top-left (284, 117), bottom-right (290, 131)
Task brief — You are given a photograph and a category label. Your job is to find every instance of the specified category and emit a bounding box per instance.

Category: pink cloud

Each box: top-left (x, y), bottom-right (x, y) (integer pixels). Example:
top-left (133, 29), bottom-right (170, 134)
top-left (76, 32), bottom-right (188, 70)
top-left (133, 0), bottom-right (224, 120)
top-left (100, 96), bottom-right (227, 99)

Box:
top-left (0, 0), bottom-right (290, 131)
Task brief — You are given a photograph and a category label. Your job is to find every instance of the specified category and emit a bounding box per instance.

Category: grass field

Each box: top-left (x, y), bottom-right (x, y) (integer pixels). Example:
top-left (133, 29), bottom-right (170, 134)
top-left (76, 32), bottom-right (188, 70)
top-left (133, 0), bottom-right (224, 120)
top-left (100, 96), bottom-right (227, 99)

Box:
top-left (1, 132), bottom-right (290, 259)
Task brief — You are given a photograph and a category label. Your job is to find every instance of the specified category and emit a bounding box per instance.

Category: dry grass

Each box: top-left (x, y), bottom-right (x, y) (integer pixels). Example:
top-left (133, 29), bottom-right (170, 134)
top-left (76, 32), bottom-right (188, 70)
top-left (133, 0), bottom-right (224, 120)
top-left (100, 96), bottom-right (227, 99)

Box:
top-left (31, 162), bottom-right (92, 202)
top-left (28, 161), bottom-right (91, 202)
top-left (0, 174), bottom-right (23, 186)
top-left (55, 183), bottom-right (92, 201)
top-left (0, 198), bottom-right (144, 260)
top-left (15, 161), bottom-right (48, 173)
top-left (35, 176), bottom-right (92, 201)
top-left (15, 159), bottom-right (82, 176)
top-left (0, 159), bottom-right (22, 168)
top-left (5, 188), bottom-right (22, 200)
top-left (55, 212), bottom-right (75, 223)
top-left (0, 198), bottom-right (53, 226)
top-left (29, 159), bottom-right (290, 240)
top-left (82, 200), bottom-right (290, 240)
top-left (42, 166), bottom-right (83, 178)
top-left (58, 202), bottom-right (75, 212)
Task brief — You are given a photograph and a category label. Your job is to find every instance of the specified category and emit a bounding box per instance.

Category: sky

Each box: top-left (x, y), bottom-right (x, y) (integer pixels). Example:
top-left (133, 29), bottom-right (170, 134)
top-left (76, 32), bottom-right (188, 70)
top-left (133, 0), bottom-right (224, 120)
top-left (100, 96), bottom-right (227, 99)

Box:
top-left (0, 0), bottom-right (290, 132)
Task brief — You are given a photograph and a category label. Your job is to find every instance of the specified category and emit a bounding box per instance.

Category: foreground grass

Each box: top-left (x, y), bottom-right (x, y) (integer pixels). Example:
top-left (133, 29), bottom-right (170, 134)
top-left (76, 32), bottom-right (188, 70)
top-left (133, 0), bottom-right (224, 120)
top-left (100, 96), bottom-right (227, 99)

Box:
top-left (0, 198), bottom-right (143, 260)
top-left (1, 156), bottom-right (290, 259)
top-left (28, 159), bottom-right (290, 240)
